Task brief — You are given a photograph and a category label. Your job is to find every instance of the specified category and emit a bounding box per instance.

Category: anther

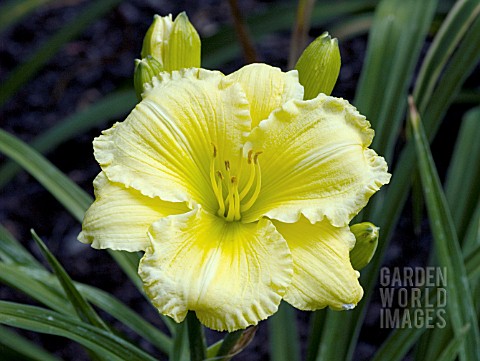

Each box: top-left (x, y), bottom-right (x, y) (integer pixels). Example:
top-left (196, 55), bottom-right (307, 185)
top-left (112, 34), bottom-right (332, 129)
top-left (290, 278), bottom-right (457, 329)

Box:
top-left (225, 160), bottom-right (230, 171)
top-left (211, 143), bottom-right (217, 158)
top-left (247, 149), bottom-right (254, 164)
top-left (253, 151), bottom-right (263, 164)
top-left (216, 171), bottom-right (224, 180)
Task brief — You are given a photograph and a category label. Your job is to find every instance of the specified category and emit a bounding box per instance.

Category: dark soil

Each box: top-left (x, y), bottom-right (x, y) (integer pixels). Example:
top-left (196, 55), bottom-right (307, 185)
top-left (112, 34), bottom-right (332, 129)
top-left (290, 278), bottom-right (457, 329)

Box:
top-left (1, 1), bottom-right (475, 360)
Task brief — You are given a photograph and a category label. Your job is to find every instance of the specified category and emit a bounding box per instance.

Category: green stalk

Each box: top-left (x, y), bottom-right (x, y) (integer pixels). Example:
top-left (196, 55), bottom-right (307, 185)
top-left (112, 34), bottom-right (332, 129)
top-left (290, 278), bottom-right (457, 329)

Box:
top-left (187, 312), bottom-right (206, 361)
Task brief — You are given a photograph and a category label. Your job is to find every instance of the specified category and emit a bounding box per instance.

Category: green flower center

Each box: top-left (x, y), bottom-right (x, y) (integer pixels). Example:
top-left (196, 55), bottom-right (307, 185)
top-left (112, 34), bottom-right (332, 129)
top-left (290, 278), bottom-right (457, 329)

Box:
top-left (210, 145), bottom-right (262, 221)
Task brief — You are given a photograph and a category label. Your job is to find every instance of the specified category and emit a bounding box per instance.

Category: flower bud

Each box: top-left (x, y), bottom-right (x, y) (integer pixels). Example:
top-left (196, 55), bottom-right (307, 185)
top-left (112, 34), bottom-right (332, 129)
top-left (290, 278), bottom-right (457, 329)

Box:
top-left (294, 32), bottom-right (341, 99)
top-left (349, 222), bottom-right (379, 270)
top-left (140, 12), bottom-right (201, 72)
top-left (134, 56), bottom-right (163, 100)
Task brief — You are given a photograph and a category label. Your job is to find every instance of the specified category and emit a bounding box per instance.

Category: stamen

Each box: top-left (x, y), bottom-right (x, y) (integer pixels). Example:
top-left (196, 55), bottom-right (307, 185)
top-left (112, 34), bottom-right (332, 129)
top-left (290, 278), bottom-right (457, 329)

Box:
top-left (209, 146), bottom-right (262, 221)
top-left (216, 173), bottom-right (225, 217)
top-left (239, 159), bottom-right (256, 200)
top-left (225, 177), bottom-right (238, 221)
top-left (241, 155), bottom-right (262, 212)
top-left (253, 151), bottom-right (263, 164)
top-left (211, 143), bottom-right (217, 158)
top-left (247, 149), bottom-right (254, 164)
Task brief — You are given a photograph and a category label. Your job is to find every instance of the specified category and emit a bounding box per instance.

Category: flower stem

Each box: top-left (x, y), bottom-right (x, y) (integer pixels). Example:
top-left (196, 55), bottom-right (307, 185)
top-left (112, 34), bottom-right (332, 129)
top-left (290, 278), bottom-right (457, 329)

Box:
top-left (187, 311), bottom-right (206, 361)
top-left (216, 330), bottom-right (244, 360)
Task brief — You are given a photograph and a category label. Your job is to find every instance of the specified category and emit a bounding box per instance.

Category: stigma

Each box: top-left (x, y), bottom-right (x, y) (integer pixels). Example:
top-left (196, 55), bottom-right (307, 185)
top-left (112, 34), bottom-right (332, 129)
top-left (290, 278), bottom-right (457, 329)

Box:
top-left (210, 144), bottom-right (262, 221)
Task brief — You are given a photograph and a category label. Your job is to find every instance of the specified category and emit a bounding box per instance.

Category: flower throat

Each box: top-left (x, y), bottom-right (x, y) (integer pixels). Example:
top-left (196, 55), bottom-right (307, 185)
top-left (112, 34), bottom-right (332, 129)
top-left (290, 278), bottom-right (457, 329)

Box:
top-left (210, 144), bottom-right (262, 221)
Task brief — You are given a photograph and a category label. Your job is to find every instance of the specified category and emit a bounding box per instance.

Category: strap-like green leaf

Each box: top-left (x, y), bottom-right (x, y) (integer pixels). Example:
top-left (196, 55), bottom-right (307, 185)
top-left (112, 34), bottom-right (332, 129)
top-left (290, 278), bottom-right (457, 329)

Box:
top-left (0, 0), bottom-right (57, 34)
top-left (342, 6), bottom-right (480, 361)
top-left (186, 312), bottom-right (206, 361)
top-left (371, 239), bottom-right (480, 361)
top-left (0, 89), bottom-right (136, 188)
top-left (305, 310), bottom-right (326, 361)
top-left (0, 128), bottom-right (145, 292)
top-left (410, 97), bottom-right (480, 360)
top-left (316, 0), bottom-right (438, 360)
top-left (0, 262), bottom-right (72, 314)
top-left (0, 301), bottom-right (157, 361)
top-left (0, 128), bottom-right (90, 221)
top-left (0, 261), bottom-right (172, 354)
top-left (171, 320), bottom-right (190, 361)
top-left (354, 0), bottom-right (437, 163)
top-left (31, 230), bottom-right (109, 331)
top-left (268, 302), bottom-right (301, 361)
top-left (0, 223), bottom-right (43, 268)
top-left (0, 0), bottom-right (122, 108)
top-left (414, 0), bottom-right (480, 111)
top-left (0, 325), bottom-right (60, 361)
top-left (445, 107), bottom-right (480, 244)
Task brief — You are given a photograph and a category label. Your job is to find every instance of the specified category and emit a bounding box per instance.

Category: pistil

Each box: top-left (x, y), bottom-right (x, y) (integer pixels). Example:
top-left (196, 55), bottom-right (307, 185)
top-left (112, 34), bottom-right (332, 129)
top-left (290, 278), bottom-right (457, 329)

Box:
top-left (209, 145), bottom-right (262, 221)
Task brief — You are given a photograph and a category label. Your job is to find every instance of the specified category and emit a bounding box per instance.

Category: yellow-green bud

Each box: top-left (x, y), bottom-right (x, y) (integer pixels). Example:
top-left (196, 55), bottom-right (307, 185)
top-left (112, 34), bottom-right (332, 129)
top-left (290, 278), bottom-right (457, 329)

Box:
top-left (294, 32), bottom-right (341, 99)
top-left (134, 56), bottom-right (163, 100)
top-left (140, 12), bottom-right (201, 72)
top-left (349, 222), bottom-right (379, 270)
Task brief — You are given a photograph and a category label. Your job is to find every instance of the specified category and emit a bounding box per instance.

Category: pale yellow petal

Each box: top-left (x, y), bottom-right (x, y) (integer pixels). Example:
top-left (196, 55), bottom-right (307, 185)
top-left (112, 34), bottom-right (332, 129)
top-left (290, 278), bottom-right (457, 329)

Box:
top-left (274, 217), bottom-right (363, 310)
top-left (138, 208), bottom-right (293, 331)
top-left (94, 68), bottom-right (251, 214)
top-left (78, 172), bottom-right (189, 251)
top-left (242, 94), bottom-right (391, 226)
top-left (227, 63), bottom-right (304, 128)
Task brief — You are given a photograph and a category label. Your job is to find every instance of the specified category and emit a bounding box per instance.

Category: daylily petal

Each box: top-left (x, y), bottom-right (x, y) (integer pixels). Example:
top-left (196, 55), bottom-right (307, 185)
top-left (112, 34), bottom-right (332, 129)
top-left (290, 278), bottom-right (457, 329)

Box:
top-left (227, 63), bottom-right (304, 128)
top-left (138, 208), bottom-right (293, 332)
top-left (94, 68), bottom-right (251, 213)
top-left (78, 172), bottom-right (189, 251)
top-left (243, 94), bottom-right (391, 226)
top-left (274, 217), bottom-right (363, 310)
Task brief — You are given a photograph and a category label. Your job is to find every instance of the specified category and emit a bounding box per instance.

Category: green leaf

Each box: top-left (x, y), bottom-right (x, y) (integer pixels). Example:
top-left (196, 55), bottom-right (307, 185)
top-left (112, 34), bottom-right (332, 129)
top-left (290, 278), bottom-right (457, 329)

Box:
top-left (371, 236), bottom-right (480, 361)
top-left (75, 284), bottom-right (172, 355)
top-left (342, 6), bottom-right (480, 361)
top-left (0, 325), bottom-right (60, 361)
top-left (413, 0), bottom-right (480, 112)
top-left (316, 0), bottom-right (438, 359)
top-left (0, 262), bottom-right (71, 314)
top-left (465, 244), bottom-right (480, 284)
top-left (1, 261), bottom-right (172, 354)
top-left (171, 320), bottom-right (190, 361)
top-left (0, 129), bottom-right (144, 295)
top-left (445, 107), bottom-right (480, 244)
top-left (0, 223), bottom-right (43, 268)
top-left (0, 89), bottom-right (136, 189)
top-left (354, 0), bottom-right (438, 163)
top-left (436, 329), bottom-right (469, 361)
top-left (0, 301), bottom-right (157, 361)
top-left (305, 310), bottom-right (325, 361)
top-left (186, 312), bottom-right (206, 361)
top-left (30, 230), bottom-right (109, 331)
top-left (0, 0), bottom-right (122, 108)
top-left (0, 0), bottom-right (57, 34)
top-left (410, 97), bottom-right (480, 360)
top-left (0, 128), bottom-right (90, 221)
top-left (268, 302), bottom-right (301, 361)
top-left (463, 200), bottom-right (480, 257)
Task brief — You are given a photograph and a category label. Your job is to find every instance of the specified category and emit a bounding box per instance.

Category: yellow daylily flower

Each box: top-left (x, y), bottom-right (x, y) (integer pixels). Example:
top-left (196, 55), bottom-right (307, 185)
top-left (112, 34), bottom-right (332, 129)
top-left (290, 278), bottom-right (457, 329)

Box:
top-left (79, 64), bottom-right (391, 332)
